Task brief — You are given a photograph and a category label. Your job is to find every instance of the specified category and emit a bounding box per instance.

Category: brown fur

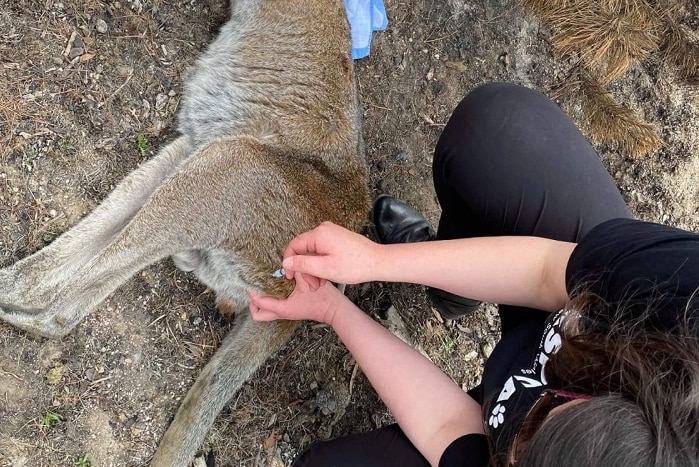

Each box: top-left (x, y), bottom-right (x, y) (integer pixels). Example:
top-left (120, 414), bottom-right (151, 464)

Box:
top-left (0, 0), bottom-right (370, 465)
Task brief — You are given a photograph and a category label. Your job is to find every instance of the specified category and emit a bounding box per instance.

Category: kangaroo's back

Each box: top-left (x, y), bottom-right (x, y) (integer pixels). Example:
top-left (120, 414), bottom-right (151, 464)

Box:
top-left (180, 0), bottom-right (362, 163)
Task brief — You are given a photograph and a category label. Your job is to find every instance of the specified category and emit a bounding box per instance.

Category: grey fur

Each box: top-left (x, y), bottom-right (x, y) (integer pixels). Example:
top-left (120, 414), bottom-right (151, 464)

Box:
top-left (0, 0), bottom-right (370, 465)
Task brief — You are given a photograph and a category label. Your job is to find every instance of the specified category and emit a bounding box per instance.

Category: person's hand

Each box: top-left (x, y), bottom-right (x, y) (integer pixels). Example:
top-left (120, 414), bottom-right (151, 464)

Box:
top-left (281, 221), bottom-right (380, 289)
top-left (248, 272), bottom-right (349, 325)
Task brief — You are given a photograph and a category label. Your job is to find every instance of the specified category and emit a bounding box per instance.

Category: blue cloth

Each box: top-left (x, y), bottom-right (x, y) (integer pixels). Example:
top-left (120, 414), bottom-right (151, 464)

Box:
top-left (343, 0), bottom-right (388, 59)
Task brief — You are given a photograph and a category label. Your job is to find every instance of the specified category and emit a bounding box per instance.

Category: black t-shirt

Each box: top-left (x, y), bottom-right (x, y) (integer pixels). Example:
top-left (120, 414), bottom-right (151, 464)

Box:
top-left (439, 218), bottom-right (699, 467)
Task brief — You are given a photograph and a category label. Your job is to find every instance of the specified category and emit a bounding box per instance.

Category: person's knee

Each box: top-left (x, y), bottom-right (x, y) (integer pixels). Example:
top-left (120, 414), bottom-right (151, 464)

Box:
top-left (459, 82), bottom-right (546, 121)
top-left (435, 82), bottom-right (537, 165)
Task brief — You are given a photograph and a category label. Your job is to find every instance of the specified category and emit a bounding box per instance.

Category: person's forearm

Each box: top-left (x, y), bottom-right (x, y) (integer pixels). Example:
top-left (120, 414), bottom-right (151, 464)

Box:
top-left (328, 298), bottom-right (483, 466)
top-left (373, 236), bottom-right (575, 312)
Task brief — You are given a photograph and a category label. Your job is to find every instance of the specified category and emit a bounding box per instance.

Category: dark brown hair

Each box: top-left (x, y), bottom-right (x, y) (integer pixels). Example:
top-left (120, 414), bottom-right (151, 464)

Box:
top-left (515, 292), bottom-right (699, 466)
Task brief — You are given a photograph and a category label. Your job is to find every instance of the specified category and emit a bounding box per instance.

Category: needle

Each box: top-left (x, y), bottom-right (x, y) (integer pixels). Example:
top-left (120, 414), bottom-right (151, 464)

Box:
top-left (271, 268), bottom-right (285, 278)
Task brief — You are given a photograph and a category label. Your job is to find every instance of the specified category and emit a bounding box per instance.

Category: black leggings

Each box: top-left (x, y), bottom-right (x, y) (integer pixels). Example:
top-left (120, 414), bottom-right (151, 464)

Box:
top-left (292, 83), bottom-right (631, 467)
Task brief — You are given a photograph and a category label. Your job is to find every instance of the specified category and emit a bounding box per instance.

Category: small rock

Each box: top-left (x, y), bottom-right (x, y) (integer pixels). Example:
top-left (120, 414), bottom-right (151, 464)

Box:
top-left (116, 65), bottom-right (133, 77)
top-left (129, 0), bottom-right (144, 13)
top-left (463, 350), bottom-right (479, 361)
top-left (96, 18), bottom-right (108, 34)
top-left (68, 47), bottom-right (84, 60)
top-left (395, 150), bottom-right (409, 162)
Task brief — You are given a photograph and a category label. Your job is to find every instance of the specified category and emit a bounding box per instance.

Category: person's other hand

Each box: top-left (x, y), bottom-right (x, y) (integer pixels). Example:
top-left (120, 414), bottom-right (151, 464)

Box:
top-left (248, 272), bottom-right (348, 325)
top-left (281, 221), bottom-right (379, 289)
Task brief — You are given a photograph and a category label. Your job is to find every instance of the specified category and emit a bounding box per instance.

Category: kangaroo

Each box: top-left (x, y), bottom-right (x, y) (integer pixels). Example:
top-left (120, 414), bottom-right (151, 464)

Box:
top-left (0, 0), bottom-right (370, 465)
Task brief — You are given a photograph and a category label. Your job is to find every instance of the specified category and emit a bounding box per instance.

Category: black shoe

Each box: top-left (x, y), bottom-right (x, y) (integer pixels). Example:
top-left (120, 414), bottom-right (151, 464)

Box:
top-left (426, 287), bottom-right (482, 320)
top-left (371, 195), bottom-right (481, 320)
top-left (371, 195), bottom-right (436, 244)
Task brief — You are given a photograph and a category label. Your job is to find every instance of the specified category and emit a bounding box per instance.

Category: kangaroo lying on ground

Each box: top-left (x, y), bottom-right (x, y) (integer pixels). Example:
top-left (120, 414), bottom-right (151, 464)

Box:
top-left (0, 0), bottom-right (370, 464)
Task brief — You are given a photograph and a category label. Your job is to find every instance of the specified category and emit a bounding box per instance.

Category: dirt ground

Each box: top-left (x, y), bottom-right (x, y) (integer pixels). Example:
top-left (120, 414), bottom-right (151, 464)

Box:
top-left (0, 0), bottom-right (697, 466)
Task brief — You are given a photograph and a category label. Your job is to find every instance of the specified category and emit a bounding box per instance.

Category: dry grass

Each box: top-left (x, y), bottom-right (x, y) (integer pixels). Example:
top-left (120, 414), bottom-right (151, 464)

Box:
top-left (520, 0), bottom-right (698, 158)
top-left (531, 0), bottom-right (662, 84)
top-left (661, 17), bottom-right (699, 83)
top-left (554, 69), bottom-right (661, 158)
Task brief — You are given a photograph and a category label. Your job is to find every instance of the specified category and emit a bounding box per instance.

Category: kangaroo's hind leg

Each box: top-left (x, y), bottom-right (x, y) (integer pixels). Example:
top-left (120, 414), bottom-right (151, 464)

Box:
top-left (0, 140), bottom-right (256, 339)
top-left (0, 136), bottom-right (192, 319)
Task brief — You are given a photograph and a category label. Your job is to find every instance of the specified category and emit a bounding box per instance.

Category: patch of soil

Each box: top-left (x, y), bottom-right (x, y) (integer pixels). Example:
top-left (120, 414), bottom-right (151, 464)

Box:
top-left (0, 0), bottom-right (696, 466)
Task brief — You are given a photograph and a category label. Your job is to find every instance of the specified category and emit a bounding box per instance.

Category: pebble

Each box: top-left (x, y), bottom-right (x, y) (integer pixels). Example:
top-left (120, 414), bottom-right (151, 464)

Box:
top-left (96, 18), bottom-right (108, 34)
top-left (68, 47), bottom-right (84, 60)
top-left (463, 350), bottom-right (479, 361)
